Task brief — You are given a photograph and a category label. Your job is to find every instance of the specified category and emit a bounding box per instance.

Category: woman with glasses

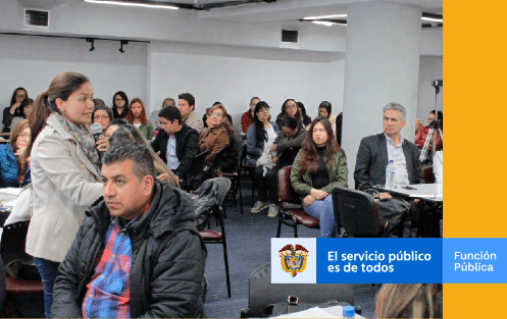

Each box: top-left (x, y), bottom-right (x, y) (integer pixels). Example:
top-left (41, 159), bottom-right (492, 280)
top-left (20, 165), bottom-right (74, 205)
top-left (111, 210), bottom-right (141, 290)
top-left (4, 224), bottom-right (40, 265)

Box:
top-left (0, 120), bottom-right (31, 187)
top-left (91, 105), bottom-right (113, 133)
top-left (275, 99), bottom-right (302, 130)
top-left (111, 91), bottom-right (129, 119)
top-left (2, 87), bottom-right (28, 133)
top-left (126, 98), bottom-right (155, 141)
top-left (290, 117), bottom-right (348, 237)
top-left (199, 103), bottom-right (237, 172)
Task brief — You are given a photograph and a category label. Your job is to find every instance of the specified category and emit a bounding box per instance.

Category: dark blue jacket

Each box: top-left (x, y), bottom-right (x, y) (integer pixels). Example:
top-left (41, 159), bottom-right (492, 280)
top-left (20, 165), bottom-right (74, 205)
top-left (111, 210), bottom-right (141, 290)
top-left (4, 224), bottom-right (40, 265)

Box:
top-left (0, 143), bottom-right (31, 187)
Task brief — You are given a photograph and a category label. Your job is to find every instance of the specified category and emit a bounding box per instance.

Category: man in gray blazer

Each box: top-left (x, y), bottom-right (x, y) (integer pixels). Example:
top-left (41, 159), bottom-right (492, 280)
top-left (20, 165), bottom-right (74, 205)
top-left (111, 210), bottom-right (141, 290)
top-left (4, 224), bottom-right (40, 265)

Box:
top-left (354, 102), bottom-right (424, 199)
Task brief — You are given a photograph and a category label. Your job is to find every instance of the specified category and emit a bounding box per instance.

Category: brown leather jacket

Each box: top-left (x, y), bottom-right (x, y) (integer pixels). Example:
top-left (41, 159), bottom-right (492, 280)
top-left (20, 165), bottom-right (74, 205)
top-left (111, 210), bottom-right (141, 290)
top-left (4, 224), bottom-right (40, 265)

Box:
top-left (199, 125), bottom-right (230, 164)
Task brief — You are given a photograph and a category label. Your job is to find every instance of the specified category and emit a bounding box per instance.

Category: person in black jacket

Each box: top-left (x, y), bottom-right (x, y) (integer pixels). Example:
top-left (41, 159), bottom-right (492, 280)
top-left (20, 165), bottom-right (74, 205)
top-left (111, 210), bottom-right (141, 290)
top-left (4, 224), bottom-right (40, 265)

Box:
top-left (51, 142), bottom-right (207, 318)
top-left (151, 106), bottom-right (199, 186)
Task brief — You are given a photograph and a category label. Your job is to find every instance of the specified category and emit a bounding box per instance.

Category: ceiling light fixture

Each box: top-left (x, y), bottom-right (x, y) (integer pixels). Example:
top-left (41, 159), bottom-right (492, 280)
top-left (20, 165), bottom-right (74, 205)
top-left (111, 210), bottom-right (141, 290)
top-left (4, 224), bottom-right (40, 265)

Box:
top-left (421, 17), bottom-right (443, 23)
top-left (303, 14), bottom-right (347, 20)
top-left (311, 21), bottom-right (345, 27)
top-left (83, 0), bottom-right (179, 10)
top-left (86, 38), bottom-right (95, 51)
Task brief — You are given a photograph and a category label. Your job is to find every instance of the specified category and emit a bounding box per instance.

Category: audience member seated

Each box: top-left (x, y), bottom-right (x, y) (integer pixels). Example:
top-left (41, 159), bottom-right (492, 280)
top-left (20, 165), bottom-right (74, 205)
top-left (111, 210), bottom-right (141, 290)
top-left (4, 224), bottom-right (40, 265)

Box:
top-left (290, 117), bottom-right (348, 237)
top-left (9, 97), bottom-right (34, 130)
top-left (51, 142), bottom-right (207, 318)
top-left (126, 98), bottom-right (155, 140)
top-left (318, 101), bottom-right (337, 137)
top-left (203, 102), bottom-right (233, 129)
top-left (275, 99), bottom-right (301, 129)
top-left (241, 96), bottom-right (260, 133)
top-left (375, 284), bottom-right (442, 318)
top-left (93, 98), bottom-right (105, 107)
top-left (246, 101), bottom-right (279, 166)
top-left (108, 123), bottom-right (180, 188)
top-left (151, 106), bottom-right (199, 188)
top-left (415, 110), bottom-right (443, 151)
top-left (111, 90), bottom-right (129, 119)
top-left (0, 120), bottom-right (31, 188)
top-left (297, 101), bottom-right (312, 127)
top-left (26, 72), bottom-right (103, 318)
top-left (162, 97), bottom-right (175, 108)
top-left (199, 103), bottom-right (236, 172)
top-left (178, 92), bottom-right (204, 133)
top-left (252, 116), bottom-right (307, 217)
top-left (2, 87), bottom-right (28, 133)
top-left (91, 104), bottom-right (113, 134)
top-left (354, 102), bottom-right (424, 196)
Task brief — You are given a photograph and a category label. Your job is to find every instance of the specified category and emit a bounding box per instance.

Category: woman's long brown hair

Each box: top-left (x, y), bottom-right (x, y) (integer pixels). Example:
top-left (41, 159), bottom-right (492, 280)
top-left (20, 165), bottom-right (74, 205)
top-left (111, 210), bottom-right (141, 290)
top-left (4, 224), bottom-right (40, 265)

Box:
top-left (297, 116), bottom-right (344, 176)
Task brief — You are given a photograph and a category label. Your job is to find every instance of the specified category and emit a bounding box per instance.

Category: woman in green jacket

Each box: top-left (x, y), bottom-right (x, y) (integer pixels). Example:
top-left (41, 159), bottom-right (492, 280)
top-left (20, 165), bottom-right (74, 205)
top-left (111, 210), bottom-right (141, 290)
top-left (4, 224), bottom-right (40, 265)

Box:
top-left (290, 117), bottom-right (348, 237)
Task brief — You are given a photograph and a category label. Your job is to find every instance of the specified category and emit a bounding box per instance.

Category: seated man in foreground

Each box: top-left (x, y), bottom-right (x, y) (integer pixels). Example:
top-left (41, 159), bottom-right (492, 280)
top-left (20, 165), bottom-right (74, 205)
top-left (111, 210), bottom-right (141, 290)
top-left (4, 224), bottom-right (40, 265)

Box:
top-left (51, 142), bottom-right (207, 318)
top-left (354, 102), bottom-right (424, 197)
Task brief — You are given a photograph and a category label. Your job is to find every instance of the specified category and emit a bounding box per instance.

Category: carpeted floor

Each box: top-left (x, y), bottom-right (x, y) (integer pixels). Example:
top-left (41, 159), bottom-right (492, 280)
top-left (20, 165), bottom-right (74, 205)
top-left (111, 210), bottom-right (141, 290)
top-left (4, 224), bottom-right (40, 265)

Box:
top-left (204, 178), bottom-right (381, 318)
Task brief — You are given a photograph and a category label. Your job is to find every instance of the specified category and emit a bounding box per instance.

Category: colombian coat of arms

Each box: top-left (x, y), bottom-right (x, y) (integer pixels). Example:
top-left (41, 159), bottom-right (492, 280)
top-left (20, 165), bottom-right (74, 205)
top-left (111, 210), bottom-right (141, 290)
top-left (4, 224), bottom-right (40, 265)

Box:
top-left (278, 244), bottom-right (309, 277)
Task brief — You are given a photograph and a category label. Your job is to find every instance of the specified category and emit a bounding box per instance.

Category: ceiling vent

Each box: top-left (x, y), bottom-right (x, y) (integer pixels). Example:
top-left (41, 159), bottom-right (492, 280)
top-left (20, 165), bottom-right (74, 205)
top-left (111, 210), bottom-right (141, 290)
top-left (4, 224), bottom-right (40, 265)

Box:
top-left (24, 9), bottom-right (50, 28)
top-left (281, 29), bottom-right (298, 44)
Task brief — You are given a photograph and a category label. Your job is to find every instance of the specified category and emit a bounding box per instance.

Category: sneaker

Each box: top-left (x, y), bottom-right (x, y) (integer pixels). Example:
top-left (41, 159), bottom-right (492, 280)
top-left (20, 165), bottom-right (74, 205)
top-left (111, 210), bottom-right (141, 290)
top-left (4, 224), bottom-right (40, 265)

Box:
top-left (251, 201), bottom-right (269, 213)
top-left (268, 204), bottom-right (279, 217)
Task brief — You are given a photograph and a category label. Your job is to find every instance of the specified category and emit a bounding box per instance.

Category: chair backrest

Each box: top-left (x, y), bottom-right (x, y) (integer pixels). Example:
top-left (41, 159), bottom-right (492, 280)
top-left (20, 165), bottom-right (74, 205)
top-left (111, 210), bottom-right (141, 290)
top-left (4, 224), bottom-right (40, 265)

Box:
top-left (247, 263), bottom-right (354, 317)
top-left (332, 187), bottom-right (383, 237)
top-left (277, 166), bottom-right (300, 204)
top-left (198, 177), bottom-right (232, 209)
top-left (0, 220), bottom-right (33, 267)
top-left (186, 150), bottom-right (211, 189)
top-left (239, 143), bottom-right (248, 168)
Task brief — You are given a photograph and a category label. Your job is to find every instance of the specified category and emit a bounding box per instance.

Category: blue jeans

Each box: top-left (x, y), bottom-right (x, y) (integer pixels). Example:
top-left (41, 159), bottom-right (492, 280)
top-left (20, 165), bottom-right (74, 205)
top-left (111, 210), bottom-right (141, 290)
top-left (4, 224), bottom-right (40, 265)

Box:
top-left (34, 257), bottom-right (61, 318)
top-left (303, 195), bottom-right (337, 238)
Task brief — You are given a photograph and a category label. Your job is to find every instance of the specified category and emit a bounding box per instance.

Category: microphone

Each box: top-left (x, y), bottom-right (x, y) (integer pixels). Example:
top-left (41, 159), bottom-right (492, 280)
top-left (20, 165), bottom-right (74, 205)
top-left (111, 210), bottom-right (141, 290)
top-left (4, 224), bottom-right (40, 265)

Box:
top-left (90, 122), bottom-right (104, 161)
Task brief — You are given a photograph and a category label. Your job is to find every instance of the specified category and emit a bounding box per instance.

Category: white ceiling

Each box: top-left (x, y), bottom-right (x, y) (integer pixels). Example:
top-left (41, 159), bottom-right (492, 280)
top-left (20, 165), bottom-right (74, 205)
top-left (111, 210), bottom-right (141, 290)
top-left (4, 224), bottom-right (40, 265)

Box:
top-left (17, 0), bottom-right (443, 23)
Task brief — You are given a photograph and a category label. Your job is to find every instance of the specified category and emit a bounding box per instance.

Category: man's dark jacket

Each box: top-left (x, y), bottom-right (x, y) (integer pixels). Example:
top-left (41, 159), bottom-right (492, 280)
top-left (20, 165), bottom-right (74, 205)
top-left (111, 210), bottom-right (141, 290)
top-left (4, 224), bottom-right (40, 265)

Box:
top-left (51, 180), bottom-right (207, 318)
top-left (354, 133), bottom-right (424, 189)
top-left (151, 124), bottom-right (199, 179)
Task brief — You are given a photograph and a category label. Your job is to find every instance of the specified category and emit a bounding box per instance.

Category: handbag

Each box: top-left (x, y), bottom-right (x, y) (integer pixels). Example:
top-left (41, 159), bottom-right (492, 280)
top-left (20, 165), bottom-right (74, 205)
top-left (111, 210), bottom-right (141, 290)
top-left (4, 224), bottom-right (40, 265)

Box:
top-left (189, 182), bottom-right (219, 231)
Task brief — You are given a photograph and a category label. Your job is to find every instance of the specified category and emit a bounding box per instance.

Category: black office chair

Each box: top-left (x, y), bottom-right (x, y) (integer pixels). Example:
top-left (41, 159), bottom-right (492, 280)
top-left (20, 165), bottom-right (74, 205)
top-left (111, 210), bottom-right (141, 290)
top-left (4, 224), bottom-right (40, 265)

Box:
top-left (212, 141), bottom-right (243, 215)
top-left (198, 178), bottom-right (232, 298)
top-left (331, 186), bottom-right (384, 237)
top-left (239, 144), bottom-right (257, 205)
top-left (240, 263), bottom-right (356, 318)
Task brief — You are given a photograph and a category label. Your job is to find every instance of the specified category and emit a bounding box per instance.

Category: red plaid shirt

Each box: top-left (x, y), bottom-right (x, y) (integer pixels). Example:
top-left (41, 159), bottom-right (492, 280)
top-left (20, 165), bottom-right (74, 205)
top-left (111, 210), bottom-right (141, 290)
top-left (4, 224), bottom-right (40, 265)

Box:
top-left (82, 202), bottom-right (150, 318)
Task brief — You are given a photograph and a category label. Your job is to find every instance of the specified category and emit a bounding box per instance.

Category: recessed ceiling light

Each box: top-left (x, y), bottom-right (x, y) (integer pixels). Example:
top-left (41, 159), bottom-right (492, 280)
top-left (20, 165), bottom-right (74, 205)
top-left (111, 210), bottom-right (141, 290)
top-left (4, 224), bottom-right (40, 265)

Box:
top-left (83, 0), bottom-right (179, 10)
top-left (311, 21), bottom-right (346, 27)
top-left (303, 14), bottom-right (347, 20)
top-left (421, 17), bottom-right (443, 23)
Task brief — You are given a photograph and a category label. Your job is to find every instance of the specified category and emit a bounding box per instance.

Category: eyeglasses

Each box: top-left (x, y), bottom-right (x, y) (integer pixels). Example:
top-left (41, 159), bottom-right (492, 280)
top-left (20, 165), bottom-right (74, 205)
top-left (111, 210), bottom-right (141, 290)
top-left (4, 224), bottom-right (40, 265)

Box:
top-left (285, 105), bottom-right (296, 110)
top-left (258, 108), bottom-right (269, 113)
top-left (18, 133), bottom-right (30, 139)
top-left (94, 115), bottom-right (110, 120)
top-left (210, 112), bottom-right (224, 118)
top-left (115, 98), bottom-right (125, 101)
top-left (16, 94), bottom-right (27, 99)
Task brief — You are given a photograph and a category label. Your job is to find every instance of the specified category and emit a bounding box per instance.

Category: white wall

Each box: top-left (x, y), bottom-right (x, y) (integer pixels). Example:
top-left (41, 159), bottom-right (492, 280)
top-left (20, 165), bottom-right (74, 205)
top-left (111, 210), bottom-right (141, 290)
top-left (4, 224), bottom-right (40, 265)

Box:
top-left (147, 41), bottom-right (345, 132)
top-left (0, 34), bottom-right (148, 125)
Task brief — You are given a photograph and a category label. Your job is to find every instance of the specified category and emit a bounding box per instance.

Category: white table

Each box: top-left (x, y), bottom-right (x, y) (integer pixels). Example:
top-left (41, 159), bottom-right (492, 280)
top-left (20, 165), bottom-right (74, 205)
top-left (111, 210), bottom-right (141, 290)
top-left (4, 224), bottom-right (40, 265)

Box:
top-left (384, 183), bottom-right (443, 203)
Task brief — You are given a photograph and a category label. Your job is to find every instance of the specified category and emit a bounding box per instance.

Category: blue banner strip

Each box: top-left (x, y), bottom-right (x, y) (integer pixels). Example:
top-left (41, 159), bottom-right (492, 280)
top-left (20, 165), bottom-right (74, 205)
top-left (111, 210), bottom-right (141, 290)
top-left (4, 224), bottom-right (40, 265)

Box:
top-left (313, 238), bottom-right (507, 284)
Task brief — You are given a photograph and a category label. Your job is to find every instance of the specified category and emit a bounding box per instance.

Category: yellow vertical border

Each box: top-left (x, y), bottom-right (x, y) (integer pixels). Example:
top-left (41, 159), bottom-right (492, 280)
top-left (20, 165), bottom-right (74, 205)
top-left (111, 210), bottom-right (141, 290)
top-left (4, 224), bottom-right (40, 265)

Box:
top-left (445, 1), bottom-right (507, 317)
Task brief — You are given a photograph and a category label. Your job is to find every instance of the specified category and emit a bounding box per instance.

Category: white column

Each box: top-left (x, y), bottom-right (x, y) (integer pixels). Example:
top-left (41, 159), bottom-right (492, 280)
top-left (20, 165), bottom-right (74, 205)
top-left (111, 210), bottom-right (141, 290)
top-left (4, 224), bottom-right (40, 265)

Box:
top-left (341, 2), bottom-right (422, 186)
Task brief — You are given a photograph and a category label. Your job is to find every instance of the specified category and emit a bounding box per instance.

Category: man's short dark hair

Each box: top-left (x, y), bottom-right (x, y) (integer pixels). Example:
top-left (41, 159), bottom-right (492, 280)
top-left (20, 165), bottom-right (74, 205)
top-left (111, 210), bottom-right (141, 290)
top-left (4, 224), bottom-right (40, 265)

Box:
top-left (158, 106), bottom-right (182, 123)
top-left (178, 93), bottom-right (195, 108)
top-left (103, 142), bottom-right (156, 180)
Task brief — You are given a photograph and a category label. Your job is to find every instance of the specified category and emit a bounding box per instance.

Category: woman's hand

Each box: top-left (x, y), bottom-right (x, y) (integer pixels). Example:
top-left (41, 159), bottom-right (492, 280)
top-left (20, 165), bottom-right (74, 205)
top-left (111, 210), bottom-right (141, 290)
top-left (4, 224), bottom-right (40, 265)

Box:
top-left (303, 194), bottom-right (316, 206)
top-left (96, 135), bottom-right (109, 152)
top-left (10, 102), bottom-right (21, 114)
top-left (157, 173), bottom-right (168, 181)
top-left (311, 188), bottom-right (328, 200)
top-left (270, 143), bottom-right (277, 152)
top-left (15, 145), bottom-right (28, 157)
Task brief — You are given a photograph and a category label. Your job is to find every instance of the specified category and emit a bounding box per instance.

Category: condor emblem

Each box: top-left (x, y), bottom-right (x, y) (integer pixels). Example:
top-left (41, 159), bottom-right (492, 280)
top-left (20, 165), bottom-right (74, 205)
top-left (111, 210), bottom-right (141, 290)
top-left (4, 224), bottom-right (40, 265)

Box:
top-left (279, 244), bottom-right (309, 277)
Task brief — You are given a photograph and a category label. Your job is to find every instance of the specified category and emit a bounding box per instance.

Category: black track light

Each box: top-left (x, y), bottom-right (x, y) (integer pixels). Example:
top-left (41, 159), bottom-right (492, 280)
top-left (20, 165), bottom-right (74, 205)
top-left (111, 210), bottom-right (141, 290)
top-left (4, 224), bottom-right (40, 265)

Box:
top-left (86, 38), bottom-right (95, 51)
top-left (119, 40), bottom-right (128, 53)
